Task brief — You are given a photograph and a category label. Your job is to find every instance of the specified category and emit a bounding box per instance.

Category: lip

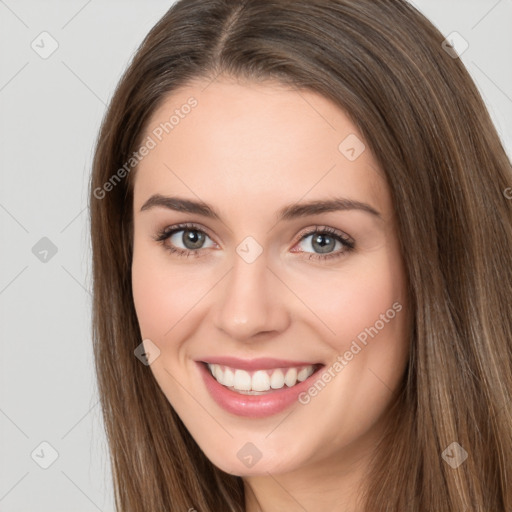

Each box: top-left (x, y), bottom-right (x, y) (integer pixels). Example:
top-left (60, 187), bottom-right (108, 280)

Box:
top-left (196, 361), bottom-right (324, 418)
top-left (197, 356), bottom-right (320, 371)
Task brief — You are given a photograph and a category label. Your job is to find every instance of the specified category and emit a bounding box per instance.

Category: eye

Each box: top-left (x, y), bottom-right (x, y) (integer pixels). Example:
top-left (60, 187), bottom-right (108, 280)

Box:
top-left (154, 223), bottom-right (355, 261)
top-left (154, 223), bottom-right (216, 257)
top-left (292, 226), bottom-right (355, 261)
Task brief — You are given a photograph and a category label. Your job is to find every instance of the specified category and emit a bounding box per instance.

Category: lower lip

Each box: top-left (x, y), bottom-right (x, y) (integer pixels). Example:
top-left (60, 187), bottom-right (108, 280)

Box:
top-left (196, 362), bottom-right (323, 418)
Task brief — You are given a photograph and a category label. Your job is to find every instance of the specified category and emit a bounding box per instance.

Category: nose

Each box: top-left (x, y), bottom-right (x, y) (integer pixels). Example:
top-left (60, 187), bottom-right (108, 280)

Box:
top-left (213, 249), bottom-right (290, 342)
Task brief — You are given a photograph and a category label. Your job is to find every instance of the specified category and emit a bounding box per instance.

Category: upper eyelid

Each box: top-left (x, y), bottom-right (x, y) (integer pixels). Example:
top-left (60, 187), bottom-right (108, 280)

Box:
top-left (160, 222), bottom-right (216, 243)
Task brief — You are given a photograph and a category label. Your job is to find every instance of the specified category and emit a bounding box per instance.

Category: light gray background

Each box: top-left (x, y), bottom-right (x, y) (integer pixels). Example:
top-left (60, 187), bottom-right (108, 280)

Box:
top-left (0, 1), bottom-right (511, 510)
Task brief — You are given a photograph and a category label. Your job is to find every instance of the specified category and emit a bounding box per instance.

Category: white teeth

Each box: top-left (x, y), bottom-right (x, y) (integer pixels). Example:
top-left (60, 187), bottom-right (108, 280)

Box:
top-left (297, 366), bottom-right (314, 382)
top-left (270, 369), bottom-right (285, 389)
top-left (284, 367), bottom-right (298, 387)
top-left (223, 367), bottom-right (234, 387)
top-left (207, 363), bottom-right (317, 392)
top-left (213, 365), bottom-right (223, 381)
top-left (233, 369), bottom-right (252, 391)
top-left (252, 370), bottom-right (271, 391)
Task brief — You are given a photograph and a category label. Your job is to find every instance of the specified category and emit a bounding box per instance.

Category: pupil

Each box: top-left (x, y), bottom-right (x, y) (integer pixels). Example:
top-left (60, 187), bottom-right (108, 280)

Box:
top-left (183, 229), bottom-right (204, 249)
top-left (313, 234), bottom-right (334, 254)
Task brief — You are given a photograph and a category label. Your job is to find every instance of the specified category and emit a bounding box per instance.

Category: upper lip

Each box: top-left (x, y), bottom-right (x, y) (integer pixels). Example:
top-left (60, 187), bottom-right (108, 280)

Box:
top-left (197, 356), bottom-right (322, 371)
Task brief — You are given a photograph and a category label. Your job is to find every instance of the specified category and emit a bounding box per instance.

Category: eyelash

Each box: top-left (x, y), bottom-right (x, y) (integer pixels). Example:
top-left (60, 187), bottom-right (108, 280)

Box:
top-left (153, 222), bottom-right (355, 261)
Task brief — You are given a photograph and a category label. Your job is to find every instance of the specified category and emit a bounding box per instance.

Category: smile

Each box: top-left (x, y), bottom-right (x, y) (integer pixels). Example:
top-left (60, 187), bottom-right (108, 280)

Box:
top-left (207, 363), bottom-right (319, 394)
top-left (196, 358), bottom-right (325, 417)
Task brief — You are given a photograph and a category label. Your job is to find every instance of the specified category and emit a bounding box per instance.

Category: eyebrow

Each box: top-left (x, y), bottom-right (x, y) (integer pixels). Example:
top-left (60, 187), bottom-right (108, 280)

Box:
top-left (140, 194), bottom-right (381, 221)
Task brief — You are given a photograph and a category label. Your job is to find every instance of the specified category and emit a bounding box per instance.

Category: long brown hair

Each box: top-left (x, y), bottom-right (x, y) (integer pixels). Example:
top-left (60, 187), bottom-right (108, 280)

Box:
top-left (89, 1), bottom-right (512, 510)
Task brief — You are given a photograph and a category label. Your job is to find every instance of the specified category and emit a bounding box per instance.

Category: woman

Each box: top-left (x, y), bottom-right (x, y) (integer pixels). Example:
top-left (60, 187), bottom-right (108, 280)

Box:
top-left (89, 0), bottom-right (512, 510)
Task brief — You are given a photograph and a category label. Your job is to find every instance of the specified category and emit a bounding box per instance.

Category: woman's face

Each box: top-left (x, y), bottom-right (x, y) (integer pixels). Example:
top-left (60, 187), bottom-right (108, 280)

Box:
top-left (131, 77), bottom-right (410, 477)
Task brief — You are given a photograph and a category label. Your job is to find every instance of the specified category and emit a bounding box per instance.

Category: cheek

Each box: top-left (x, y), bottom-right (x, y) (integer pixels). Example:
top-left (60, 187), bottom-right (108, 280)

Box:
top-left (292, 252), bottom-right (406, 351)
top-left (131, 241), bottom-right (180, 338)
top-left (132, 263), bottom-right (166, 337)
top-left (131, 243), bottom-right (216, 344)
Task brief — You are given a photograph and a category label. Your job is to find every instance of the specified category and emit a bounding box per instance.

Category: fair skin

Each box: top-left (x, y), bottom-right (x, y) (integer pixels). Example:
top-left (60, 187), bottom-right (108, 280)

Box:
top-left (131, 77), bottom-right (410, 512)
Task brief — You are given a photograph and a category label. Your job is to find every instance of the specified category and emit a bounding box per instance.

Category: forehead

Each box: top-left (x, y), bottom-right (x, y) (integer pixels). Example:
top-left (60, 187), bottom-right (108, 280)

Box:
top-left (132, 79), bottom-right (390, 219)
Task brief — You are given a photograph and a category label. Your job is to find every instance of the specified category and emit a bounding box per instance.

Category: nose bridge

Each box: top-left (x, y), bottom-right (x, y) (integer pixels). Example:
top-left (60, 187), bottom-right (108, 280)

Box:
top-left (213, 242), bottom-right (288, 340)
